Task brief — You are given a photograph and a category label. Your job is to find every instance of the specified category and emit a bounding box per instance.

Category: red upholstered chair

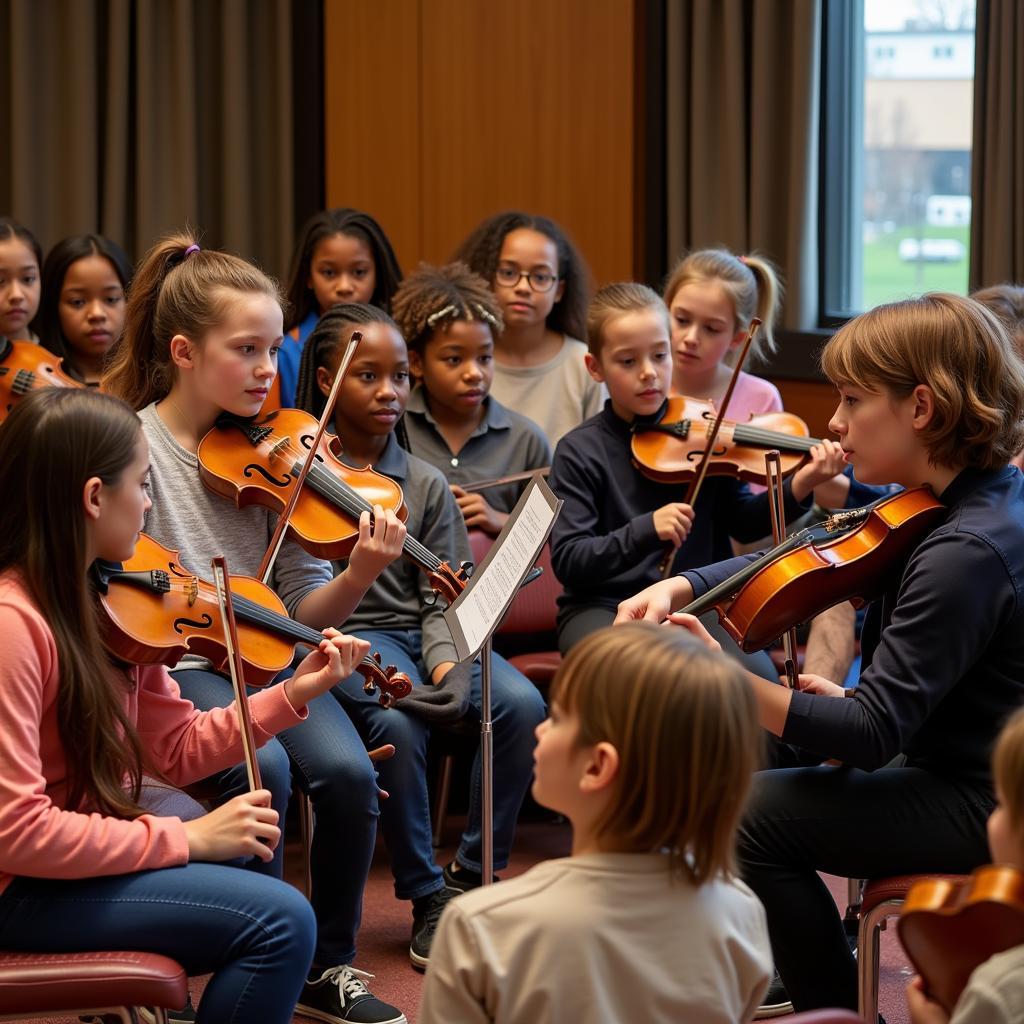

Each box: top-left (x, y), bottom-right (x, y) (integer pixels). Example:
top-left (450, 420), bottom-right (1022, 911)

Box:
top-left (0, 949), bottom-right (187, 1023)
top-left (788, 1011), bottom-right (865, 1024)
top-left (856, 873), bottom-right (969, 1022)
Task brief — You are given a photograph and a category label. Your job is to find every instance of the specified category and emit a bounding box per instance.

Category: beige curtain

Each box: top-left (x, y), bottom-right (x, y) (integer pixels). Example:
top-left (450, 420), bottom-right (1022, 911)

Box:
top-left (665, 0), bottom-right (822, 330)
top-left (969, 0), bottom-right (1024, 290)
top-left (3, 0), bottom-right (294, 278)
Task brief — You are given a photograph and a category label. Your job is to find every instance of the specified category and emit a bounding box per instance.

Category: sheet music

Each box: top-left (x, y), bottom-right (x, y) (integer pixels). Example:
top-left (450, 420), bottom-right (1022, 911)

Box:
top-left (445, 477), bottom-right (562, 660)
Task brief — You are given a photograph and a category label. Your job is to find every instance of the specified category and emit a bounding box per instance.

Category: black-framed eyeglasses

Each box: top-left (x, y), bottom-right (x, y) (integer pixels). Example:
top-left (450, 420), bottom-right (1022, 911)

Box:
top-left (495, 264), bottom-right (559, 293)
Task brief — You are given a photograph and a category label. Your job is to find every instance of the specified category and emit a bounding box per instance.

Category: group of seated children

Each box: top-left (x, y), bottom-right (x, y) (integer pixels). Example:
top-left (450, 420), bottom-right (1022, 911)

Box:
top-left (2, 202), bottom-right (1024, 1024)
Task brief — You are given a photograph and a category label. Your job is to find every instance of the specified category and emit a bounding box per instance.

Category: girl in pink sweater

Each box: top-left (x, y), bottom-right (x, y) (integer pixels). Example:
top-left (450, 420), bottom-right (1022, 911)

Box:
top-left (0, 387), bottom-right (371, 1023)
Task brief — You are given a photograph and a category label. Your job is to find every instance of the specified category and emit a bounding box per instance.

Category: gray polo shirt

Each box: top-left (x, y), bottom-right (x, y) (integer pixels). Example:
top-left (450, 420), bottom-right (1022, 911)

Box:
top-left (402, 386), bottom-right (551, 514)
top-left (335, 433), bottom-right (472, 673)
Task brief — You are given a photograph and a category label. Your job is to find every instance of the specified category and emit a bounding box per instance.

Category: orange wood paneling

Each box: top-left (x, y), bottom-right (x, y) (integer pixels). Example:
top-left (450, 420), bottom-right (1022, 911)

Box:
top-left (323, 1), bottom-right (421, 272)
top-left (324, 0), bottom-right (636, 286)
top-left (775, 378), bottom-right (839, 440)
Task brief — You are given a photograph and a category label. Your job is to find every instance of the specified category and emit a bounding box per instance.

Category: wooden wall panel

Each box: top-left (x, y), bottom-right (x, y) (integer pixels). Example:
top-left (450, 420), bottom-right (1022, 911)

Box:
top-left (324, 0), bottom-right (636, 286)
top-left (775, 379), bottom-right (839, 440)
top-left (323, 1), bottom-right (421, 271)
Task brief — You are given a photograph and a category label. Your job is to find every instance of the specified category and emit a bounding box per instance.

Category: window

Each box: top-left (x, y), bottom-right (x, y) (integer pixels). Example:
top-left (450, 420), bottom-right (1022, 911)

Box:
top-left (821, 0), bottom-right (976, 323)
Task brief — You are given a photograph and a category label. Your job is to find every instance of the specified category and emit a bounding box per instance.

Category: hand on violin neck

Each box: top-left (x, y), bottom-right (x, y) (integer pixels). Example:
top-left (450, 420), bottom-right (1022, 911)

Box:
top-left (794, 673), bottom-right (846, 698)
top-left (652, 502), bottom-right (695, 548)
top-left (451, 485), bottom-right (507, 536)
top-left (664, 612), bottom-right (721, 652)
top-left (285, 630), bottom-right (372, 707)
top-left (614, 576), bottom-right (693, 625)
top-left (791, 439), bottom-right (848, 502)
top-left (344, 505), bottom-right (408, 590)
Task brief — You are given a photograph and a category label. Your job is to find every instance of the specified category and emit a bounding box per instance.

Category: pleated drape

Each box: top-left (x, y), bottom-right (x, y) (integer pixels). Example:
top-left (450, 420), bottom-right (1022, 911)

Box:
top-left (2, 0), bottom-right (294, 278)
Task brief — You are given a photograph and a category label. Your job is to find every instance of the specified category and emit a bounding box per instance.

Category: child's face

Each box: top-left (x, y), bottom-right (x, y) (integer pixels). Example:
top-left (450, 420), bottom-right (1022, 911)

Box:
top-left (532, 701), bottom-right (592, 815)
top-left (409, 320), bottom-right (493, 420)
top-left (492, 228), bottom-right (565, 332)
top-left (827, 382), bottom-right (926, 487)
top-left (585, 308), bottom-right (672, 421)
top-left (58, 254), bottom-right (126, 365)
top-left (0, 237), bottom-right (40, 339)
top-left (307, 231), bottom-right (376, 314)
top-left (89, 432), bottom-right (152, 563)
top-left (180, 291), bottom-right (282, 417)
top-left (987, 787), bottom-right (1023, 867)
top-left (325, 323), bottom-right (410, 442)
top-left (668, 279), bottom-right (744, 383)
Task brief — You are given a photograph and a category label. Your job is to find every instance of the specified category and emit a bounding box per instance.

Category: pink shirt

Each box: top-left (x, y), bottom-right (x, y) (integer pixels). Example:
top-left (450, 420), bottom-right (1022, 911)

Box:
top-left (721, 371), bottom-right (783, 421)
top-left (0, 571), bottom-right (306, 896)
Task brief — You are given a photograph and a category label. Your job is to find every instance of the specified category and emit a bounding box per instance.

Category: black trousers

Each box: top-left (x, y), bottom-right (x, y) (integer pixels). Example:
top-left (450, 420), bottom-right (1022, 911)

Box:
top-left (739, 744), bottom-right (993, 1010)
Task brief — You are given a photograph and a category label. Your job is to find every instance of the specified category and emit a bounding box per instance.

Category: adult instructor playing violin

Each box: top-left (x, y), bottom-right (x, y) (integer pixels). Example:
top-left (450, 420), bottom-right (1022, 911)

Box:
top-left (615, 293), bottom-right (1024, 1016)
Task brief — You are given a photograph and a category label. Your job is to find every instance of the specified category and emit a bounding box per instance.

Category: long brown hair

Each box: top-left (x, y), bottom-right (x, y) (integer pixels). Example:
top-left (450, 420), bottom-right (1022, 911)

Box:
top-left (0, 388), bottom-right (147, 817)
top-left (551, 622), bottom-right (760, 883)
top-left (103, 230), bottom-right (283, 409)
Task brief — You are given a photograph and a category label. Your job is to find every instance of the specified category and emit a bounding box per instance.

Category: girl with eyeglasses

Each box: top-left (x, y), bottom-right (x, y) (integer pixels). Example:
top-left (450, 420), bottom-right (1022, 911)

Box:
top-left (454, 211), bottom-right (601, 448)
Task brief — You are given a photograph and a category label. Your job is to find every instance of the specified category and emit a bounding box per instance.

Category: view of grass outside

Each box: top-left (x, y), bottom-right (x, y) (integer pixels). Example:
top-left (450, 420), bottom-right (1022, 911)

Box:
top-left (862, 224), bottom-right (969, 309)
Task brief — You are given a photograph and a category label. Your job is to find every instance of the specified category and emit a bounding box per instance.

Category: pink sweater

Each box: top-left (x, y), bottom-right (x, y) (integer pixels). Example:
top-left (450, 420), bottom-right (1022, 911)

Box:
top-left (0, 571), bottom-right (306, 896)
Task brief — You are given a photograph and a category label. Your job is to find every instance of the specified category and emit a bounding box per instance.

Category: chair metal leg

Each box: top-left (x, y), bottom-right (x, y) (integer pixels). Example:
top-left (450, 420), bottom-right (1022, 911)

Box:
top-left (298, 790), bottom-right (314, 901)
top-left (858, 897), bottom-right (902, 1022)
top-left (432, 754), bottom-right (453, 847)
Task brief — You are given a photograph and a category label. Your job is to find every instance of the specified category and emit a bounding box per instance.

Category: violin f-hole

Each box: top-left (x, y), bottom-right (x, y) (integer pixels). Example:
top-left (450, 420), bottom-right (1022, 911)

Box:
top-left (173, 613), bottom-right (214, 634)
top-left (686, 444), bottom-right (727, 463)
top-left (242, 462), bottom-right (292, 488)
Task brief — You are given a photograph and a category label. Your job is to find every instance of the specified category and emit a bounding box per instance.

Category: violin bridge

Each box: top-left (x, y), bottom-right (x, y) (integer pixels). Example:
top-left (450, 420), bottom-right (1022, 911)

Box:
top-left (186, 576), bottom-right (199, 607)
top-left (269, 435), bottom-right (291, 460)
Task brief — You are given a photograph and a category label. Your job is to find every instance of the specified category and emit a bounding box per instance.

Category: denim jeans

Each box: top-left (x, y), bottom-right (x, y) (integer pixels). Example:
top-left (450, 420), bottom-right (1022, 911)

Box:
top-left (333, 630), bottom-right (546, 900)
top-left (0, 862), bottom-right (315, 1024)
top-left (174, 670), bottom-right (378, 967)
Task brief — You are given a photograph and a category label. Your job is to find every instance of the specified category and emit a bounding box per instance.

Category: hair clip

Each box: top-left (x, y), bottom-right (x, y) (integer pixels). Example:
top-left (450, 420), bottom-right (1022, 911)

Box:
top-left (426, 304), bottom-right (457, 328)
top-left (473, 303), bottom-right (500, 328)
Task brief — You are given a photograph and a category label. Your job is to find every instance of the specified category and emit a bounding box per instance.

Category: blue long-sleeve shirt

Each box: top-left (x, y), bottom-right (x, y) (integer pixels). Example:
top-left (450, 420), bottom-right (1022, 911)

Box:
top-left (549, 401), bottom-right (810, 617)
top-left (683, 466), bottom-right (1024, 782)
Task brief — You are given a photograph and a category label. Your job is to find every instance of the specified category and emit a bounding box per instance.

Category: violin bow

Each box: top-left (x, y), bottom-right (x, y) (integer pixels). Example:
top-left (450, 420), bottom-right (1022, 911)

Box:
top-left (765, 450), bottom-right (801, 688)
top-left (211, 555), bottom-right (262, 791)
top-left (257, 330), bottom-right (363, 584)
top-left (657, 318), bottom-right (762, 580)
top-left (458, 467), bottom-right (550, 494)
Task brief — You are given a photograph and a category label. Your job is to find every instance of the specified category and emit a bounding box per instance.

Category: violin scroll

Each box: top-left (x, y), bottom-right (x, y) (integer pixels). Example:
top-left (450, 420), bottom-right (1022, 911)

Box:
top-left (355, 651), bottom-right (413, 707)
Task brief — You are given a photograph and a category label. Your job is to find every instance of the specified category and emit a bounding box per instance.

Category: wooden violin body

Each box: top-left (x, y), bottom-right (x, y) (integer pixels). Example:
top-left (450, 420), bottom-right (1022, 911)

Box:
top-left (198, 408), bottom-right (406, 561)
top-left (682, 487), bottom-right (947, 652)
top-left (198, 409), bottom-right (472, 605)
top-left (631, 396), bottom-right (820, 485)
top-left (96, 533), bottom-right (412, 705)
top-left (0, 338), bottom-right (82, 420)
top-left (898, 865), bottom-right (1024, 1013)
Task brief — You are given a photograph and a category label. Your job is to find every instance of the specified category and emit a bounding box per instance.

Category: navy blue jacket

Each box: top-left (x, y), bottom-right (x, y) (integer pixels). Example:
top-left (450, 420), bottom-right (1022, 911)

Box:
top-left (684, 466), bottom-right (1024, 782)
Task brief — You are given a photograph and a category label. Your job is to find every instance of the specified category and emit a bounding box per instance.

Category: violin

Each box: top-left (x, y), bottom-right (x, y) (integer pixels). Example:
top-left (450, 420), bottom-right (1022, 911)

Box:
top-left (680, 487), bottom-right (946, 652)
top-left (94, 533), bottom-right (413, 706)
top-left (898, 864), bottom-right (1024, 1013)
top-left (0, 337), bottom-right (82, 420)
top-left (197, 409), bottom-right (472, 604)
top-left (631, 396), bottom-right (821, 486)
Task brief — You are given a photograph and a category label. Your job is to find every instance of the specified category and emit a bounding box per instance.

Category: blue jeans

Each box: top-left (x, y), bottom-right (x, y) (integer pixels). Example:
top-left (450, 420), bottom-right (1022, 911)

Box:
top-left (333, 630), bottom-right (546, 900)
top-left (0, 863), bottom-right (315, 1024)
top-left (175, 669), bottom-right (378, 967)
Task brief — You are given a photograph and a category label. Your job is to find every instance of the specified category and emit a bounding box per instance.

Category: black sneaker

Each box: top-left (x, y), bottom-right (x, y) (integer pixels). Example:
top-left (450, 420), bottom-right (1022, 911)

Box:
top-left (754, 970), bottom-right (794, 1019)
top-left (297, 965), bottom-right (406, 1024)
top-left (442, 859), bottom-right (500, 893)
top-left (409, 887), bottom-right (457, 969)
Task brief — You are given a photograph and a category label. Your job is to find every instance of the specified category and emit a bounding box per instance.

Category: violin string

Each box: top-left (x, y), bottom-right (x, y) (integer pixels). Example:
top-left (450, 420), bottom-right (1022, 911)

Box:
top-left (252, 429), bottom-right (444, 572)
top-left (730, 424), bottom-right (820, 451)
